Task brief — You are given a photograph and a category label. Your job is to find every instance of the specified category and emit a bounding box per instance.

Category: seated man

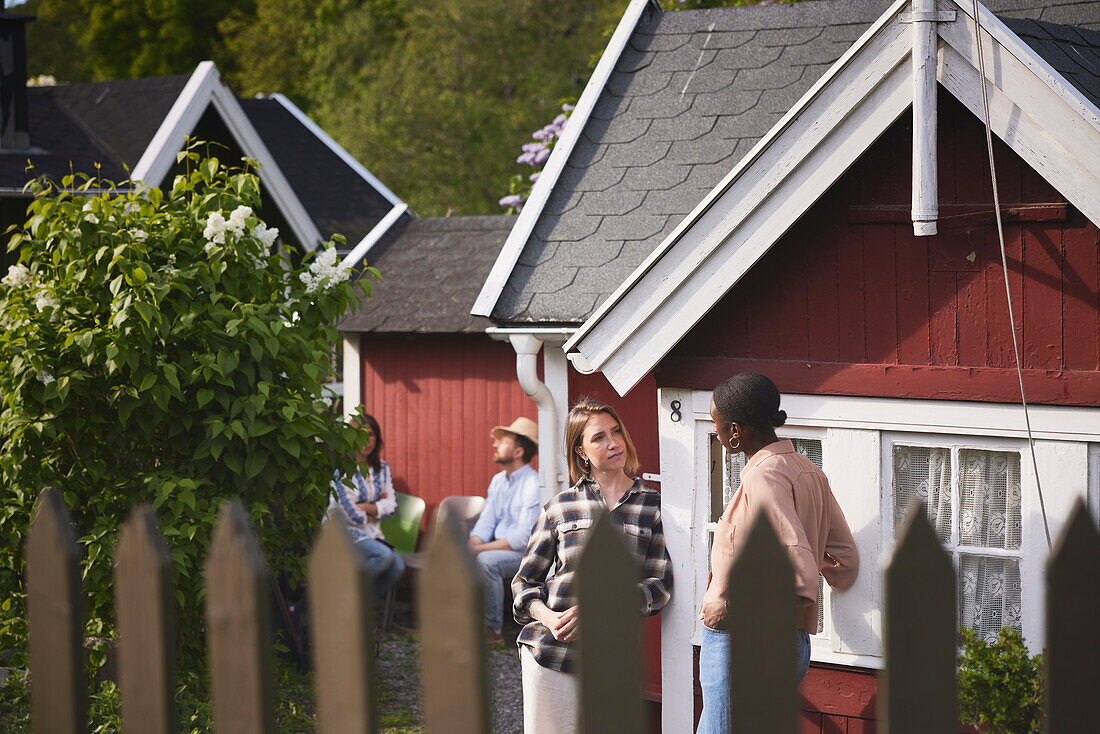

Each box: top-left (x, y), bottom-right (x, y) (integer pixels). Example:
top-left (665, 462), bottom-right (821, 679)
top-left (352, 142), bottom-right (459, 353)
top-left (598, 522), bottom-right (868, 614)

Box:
top-left (468, 417), bottom-right (541, 639)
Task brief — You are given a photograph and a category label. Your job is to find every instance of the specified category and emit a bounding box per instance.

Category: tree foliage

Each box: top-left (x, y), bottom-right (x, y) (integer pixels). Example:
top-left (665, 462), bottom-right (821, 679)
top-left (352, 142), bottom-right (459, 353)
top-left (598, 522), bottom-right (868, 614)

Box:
top-left (0, 145), bottom-right (375, 665)
top-left (17, 0), bottom-right (806, 216)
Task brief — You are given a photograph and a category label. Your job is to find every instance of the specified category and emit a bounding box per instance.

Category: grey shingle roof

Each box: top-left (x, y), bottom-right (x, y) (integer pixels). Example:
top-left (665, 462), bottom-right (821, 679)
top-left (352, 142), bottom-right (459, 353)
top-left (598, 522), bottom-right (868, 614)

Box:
top-left (1001, 17), bottom-right (1100, 108)
top-left (341, 215), bottom-right (517, 334)
top-left (240, 98), bottom-right (398, 247)
top-left (491, 0), bottom-right (1100, 325)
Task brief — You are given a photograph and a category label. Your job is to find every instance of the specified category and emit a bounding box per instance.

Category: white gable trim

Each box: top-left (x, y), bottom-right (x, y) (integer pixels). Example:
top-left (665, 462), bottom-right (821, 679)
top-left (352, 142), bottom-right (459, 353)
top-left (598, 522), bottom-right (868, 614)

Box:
top-left (131, 61), bottom-right (323, 251)
top-left (567, 0), bottom-right (1100, 395)
top-left (470, 0), bottom-right (660, 318)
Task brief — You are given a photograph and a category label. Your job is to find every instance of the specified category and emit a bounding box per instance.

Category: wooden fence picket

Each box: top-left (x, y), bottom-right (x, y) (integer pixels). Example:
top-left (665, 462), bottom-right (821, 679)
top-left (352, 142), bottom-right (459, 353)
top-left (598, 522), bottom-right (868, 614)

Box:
top-left (726, 512), bottom-right (798, 734)
top-left (1045, 501), bottom-right (1099, 733)
top-left (576, 511), bottom-right (643, 734)
top-left (309, 513), bottom-right (378, 734)
top-left (205, 501), bottom-right (275, 734)
top-left (115, 504), bottom-right (175, 734)
top-left (26, 487), bottom-right (85, 734)
top-left (416, 505), bottom-right (490, 734)
top-left (881, 501), bottom-right (956, 734)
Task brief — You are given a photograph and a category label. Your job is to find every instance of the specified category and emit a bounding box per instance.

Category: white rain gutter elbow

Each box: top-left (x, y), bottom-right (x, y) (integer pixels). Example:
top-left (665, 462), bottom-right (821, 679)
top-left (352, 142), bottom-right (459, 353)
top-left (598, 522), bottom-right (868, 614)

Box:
top-left (508, 334), bottom-right (560, 504)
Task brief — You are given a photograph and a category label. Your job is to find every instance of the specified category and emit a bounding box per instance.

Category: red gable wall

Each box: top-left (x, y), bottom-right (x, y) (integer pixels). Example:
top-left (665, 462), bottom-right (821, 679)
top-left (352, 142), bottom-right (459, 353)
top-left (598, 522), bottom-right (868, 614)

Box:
top-left (661, 93), bottom-right (1100, 406)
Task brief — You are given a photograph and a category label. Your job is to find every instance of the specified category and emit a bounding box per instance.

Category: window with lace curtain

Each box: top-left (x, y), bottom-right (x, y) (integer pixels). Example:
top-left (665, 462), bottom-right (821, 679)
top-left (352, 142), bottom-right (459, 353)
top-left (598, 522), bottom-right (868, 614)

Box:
top-left (891, 444), bottom-right (1024, 644)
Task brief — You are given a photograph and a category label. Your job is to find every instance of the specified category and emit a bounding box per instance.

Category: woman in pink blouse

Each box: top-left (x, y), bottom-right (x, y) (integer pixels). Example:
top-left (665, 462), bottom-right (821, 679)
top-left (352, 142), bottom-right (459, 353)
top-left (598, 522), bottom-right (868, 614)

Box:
top-left (697, 373), bottom-right (858, 734)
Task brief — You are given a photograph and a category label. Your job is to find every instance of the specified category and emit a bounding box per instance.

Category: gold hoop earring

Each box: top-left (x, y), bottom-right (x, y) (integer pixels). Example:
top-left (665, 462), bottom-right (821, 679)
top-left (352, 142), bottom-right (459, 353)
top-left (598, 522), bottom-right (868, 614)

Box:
top-left (729, 438), bottom-right (741, 451)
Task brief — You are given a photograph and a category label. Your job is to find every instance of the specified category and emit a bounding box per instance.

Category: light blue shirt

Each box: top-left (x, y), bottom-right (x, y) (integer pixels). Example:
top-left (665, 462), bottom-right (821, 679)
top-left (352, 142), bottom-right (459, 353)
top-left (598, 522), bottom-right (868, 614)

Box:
top-left (470, 463), bottom-right (541, 551)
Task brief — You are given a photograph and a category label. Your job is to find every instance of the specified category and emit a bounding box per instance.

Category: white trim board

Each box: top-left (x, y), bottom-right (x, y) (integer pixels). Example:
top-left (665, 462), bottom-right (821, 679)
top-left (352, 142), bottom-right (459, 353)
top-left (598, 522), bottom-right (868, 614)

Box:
top-left (131, 61), bottom-right (323, 251)
top-left (565, 0), bottom-right (1100, 396)
top-left (470, 0), bottom-right (661, 318)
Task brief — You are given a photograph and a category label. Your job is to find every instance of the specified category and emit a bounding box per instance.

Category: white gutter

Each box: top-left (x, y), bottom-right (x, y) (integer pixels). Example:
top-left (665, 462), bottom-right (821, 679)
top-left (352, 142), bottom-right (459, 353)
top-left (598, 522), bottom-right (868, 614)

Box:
top-left (487, 327), bottom-right (575, 502)
top-left (471, 0), bottom-right (660, 318)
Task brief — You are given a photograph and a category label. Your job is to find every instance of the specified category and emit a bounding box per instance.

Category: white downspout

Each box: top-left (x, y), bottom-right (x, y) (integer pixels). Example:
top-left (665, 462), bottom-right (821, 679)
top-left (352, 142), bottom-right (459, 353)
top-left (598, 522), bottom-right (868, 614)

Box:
top-left (508, 334), bottom-right (560, 504)
top-left (488, 328), bottom-right (573, 503)
top-left (912, 0), bottom-right (940, 236)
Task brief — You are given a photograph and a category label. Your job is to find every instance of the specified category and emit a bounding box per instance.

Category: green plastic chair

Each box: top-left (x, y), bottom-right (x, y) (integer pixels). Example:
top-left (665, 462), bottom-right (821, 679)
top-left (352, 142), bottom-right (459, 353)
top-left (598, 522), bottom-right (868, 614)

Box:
top-left (379, 492), bottom-right (425, 630)
top-left (379, 492), bottom-right (426, 555)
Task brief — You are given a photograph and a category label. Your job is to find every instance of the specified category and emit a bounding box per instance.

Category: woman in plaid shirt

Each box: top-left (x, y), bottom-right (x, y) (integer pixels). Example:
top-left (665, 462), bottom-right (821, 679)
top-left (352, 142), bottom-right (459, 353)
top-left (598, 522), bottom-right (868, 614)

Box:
top-left (512, 398), bottom-right (672, 734)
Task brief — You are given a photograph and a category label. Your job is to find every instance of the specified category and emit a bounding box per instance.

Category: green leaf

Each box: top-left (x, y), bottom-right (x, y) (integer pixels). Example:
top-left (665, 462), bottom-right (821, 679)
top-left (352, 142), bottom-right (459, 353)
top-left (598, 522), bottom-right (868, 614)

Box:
top-left (196, 388), bottom-right (214, 408)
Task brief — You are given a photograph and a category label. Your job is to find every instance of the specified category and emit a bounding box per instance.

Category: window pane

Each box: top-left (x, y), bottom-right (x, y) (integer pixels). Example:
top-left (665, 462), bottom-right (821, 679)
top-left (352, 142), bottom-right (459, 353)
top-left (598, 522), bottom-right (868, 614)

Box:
top-left (959, 555), bottom-right (1022, 643)
top-left (892, 445), bottom-right (952, 544)
top-left (959, 449), bottom-right (1022, 550)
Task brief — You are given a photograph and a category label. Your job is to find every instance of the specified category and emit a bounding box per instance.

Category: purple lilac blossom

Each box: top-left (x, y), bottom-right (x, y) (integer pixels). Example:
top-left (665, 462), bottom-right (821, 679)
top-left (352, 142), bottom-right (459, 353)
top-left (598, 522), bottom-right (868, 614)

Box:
top-left (499, 194), bottom-right (524, 209)
top-left (529, 172), bottom-right (540, 183)
top-left (532, 148), bottom-right (551, 165)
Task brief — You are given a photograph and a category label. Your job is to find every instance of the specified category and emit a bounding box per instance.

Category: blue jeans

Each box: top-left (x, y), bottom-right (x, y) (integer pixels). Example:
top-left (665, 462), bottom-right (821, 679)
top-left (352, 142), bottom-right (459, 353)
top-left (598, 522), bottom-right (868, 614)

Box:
top-left (356, 537), bottom-right (406, 599)
top-left (474, 549), bottom-right (523, 632)
top-left (696, 625), bottom-right (811, 734)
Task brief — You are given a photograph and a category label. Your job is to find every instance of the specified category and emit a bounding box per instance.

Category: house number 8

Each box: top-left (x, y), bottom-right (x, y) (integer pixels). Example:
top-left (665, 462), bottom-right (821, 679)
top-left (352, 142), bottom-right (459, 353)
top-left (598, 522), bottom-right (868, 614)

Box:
top-left (670, 400), bottom-right (682, 422)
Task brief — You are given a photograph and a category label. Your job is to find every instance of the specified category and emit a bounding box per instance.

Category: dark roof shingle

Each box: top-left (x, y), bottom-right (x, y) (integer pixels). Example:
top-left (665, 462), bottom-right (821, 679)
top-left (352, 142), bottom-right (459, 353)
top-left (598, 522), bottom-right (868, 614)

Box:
top-left (341, 215), bottom-right (517, 333)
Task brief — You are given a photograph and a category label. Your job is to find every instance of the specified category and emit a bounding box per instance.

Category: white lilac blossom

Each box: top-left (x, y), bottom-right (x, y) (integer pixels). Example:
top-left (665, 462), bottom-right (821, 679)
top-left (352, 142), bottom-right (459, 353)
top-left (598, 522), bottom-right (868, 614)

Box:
top-left (130, 229), bottom-right (148, 242)
top-left (299, 246), bottom-right (349, 295)
top-left (3, 264), bottom-right (31, 287)
top-left (36, 371), bottom-right (55, 385)
top-left (204, 241), bottom-right (217, 254)
top-left (35, 292), bottom-right (59, 312)
top-left (251, 223), bottom-right (279, 250)
top-left (203, 211), bottom-right (228, 244)
top-left (82, 203), bottom-right (99, 225)
top-left (227, 205), bottom-right (252, 235)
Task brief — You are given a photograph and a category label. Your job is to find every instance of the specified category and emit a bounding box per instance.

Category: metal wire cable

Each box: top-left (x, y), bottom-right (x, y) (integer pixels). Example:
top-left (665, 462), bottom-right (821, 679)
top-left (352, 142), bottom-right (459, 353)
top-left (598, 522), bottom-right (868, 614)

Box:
top-left (970, 0), bottom-right (1053, 551)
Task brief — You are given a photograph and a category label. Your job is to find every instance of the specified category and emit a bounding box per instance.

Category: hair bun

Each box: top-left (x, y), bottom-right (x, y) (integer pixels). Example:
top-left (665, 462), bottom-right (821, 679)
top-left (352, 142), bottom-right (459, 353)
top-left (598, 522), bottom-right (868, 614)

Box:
top-left (773, 409), bottom-right (787, 427)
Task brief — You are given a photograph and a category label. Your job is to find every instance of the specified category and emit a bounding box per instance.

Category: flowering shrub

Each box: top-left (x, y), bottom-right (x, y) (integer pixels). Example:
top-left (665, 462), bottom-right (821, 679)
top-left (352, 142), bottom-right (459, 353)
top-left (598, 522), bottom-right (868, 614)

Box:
top-left (499, 101), bottom-right (575, 213)
top-left (0, 145), bottom-right (377, 669)
top-left (957, 627), bottom-right (1044, 733)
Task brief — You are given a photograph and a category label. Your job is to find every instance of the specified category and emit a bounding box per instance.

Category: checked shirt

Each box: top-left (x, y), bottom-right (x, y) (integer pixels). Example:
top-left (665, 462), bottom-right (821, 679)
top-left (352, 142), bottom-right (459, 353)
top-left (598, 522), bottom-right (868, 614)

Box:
top-left (511, 477), bottom-right (673, 673)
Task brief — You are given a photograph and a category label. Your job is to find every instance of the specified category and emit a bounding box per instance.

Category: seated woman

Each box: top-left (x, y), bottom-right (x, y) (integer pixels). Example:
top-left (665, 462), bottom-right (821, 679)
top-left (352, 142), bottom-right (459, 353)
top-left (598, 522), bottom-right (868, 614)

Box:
top-left (330, 413), bottom-right (406, 598)
top-left (512, 398), bottom-right (673, 734)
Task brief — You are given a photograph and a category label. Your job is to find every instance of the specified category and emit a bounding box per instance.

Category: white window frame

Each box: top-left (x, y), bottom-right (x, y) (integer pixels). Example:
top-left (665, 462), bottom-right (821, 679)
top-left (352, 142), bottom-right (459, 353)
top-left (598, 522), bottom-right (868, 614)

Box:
top-left (882, 433), bottom-right (1032, 643)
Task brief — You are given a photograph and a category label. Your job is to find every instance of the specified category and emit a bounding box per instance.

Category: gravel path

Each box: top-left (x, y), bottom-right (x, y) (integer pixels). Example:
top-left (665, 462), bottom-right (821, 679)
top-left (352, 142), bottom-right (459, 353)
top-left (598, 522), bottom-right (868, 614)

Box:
top-left (376, 629), bottom-right (522, 734)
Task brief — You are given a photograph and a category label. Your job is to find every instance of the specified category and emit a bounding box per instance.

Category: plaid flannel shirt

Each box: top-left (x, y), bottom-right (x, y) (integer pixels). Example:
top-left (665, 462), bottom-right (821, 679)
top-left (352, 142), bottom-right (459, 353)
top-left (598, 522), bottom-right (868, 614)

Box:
top-left (511, 477), bottom-right (672, 673)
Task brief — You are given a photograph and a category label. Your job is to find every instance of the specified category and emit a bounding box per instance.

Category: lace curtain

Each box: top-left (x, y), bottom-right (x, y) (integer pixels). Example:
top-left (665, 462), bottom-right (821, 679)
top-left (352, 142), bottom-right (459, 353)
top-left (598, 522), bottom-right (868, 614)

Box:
top-left (892, 445), bottom-right (1023, 643)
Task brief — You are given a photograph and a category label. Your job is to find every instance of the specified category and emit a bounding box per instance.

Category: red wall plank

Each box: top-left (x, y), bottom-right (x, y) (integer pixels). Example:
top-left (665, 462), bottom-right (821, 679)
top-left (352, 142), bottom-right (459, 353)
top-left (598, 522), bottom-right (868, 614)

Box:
top-left (895, 227), bottom-right (930, 365)
top-left (863, 224), bottom-right (898, 364)
top-left (1062, 216), bottom-right (1100, 370)
top-left (1020, 225), bottom-right (1064, 370)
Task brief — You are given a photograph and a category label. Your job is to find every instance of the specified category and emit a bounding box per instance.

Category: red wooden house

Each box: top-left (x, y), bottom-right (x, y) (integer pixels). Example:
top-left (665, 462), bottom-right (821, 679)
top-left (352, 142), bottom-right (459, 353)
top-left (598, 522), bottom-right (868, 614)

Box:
top-left (475, 0), bottom-right (1100, 730)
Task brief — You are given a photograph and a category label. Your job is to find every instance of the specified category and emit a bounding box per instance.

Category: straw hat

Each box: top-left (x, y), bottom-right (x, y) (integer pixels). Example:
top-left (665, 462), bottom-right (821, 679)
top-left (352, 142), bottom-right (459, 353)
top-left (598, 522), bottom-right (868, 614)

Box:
top-left (490, 417), bottom-right (538, 445)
